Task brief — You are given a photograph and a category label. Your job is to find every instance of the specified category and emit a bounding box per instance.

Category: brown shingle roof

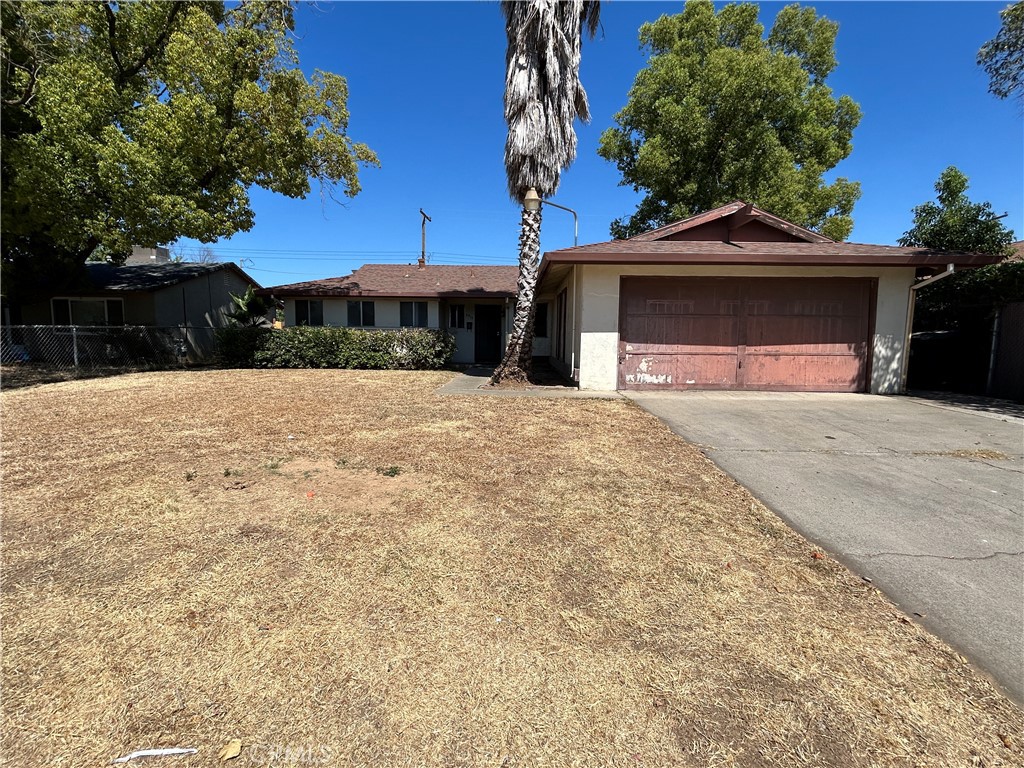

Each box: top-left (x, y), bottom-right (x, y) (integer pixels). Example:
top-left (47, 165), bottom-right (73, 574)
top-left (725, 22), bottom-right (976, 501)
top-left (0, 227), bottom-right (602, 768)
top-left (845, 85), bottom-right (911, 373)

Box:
top-left (261, 264), bottom-right (519, 299)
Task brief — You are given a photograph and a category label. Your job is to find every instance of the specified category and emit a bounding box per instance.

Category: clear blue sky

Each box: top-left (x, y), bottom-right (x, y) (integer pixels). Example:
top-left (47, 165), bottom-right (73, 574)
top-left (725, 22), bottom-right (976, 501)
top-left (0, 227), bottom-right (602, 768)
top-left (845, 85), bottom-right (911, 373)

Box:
top-left (181, 1), bottom-right (1023, 286)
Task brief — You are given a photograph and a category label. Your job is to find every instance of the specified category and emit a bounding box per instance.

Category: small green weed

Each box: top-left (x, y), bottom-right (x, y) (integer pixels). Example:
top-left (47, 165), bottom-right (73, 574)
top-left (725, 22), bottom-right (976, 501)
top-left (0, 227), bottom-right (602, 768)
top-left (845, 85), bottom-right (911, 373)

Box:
top-left (377, 465), bottom-right (402, 478)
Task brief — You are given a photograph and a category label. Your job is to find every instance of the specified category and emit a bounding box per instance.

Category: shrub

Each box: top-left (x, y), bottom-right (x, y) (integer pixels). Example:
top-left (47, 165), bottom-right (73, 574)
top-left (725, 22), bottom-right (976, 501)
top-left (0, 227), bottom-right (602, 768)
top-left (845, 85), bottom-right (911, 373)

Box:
top-left (216, 326), bottom-right (456, 370)
top-left (215, 327), bottom-right (272, 367)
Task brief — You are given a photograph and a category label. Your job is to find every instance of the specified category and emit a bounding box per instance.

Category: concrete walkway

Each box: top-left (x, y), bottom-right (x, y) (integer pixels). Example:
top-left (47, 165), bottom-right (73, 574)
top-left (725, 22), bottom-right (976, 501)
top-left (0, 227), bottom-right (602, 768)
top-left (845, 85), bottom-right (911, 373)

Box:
top-left (437, 367), bottom-right (621, 399)
top-left (625, 390), bottom-right (1024, 703)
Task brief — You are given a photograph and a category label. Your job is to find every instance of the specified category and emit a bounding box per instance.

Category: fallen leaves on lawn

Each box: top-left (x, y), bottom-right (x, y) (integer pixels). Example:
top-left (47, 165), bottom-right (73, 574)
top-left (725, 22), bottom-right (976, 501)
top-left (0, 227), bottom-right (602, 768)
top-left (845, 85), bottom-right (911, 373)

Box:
top-left (218, 739), bottom-right (242, 761)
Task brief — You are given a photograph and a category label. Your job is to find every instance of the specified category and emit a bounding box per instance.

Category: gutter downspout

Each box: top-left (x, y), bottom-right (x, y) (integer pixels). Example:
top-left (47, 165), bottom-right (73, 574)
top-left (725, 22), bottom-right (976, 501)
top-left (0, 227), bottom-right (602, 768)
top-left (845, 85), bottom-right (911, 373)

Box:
top-left (900, 263), bottom-right (955, 393)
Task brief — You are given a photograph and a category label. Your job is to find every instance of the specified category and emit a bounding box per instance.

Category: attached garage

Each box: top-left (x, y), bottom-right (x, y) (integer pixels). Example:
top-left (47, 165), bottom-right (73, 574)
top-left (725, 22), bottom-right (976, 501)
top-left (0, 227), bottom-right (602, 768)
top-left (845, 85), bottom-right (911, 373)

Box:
top-left (535, 201), bottom-right (1000, 395)
top-left (619, 276), bottom-right (874, 391)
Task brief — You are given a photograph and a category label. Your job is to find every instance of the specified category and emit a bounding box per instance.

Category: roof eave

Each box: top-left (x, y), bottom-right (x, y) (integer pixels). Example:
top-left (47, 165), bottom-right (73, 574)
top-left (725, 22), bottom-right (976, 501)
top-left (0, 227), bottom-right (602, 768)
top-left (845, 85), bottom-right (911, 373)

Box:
top-left (540, 250), bottom-right (1002, 270)
top-left (259, 288), bottom-right (516, 299)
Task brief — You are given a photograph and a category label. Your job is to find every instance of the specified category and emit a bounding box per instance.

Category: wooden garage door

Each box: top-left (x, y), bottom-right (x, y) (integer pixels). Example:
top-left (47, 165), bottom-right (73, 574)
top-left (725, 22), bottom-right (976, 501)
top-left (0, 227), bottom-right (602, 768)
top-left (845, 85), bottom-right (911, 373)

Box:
top-left (618, 277), bottom-right (874, 391)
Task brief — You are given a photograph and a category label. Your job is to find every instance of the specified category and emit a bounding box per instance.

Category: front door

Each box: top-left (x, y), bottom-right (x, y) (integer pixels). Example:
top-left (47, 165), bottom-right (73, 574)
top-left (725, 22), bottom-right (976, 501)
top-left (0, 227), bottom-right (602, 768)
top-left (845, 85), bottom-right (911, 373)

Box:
top-left (474, 304), bottom-right (503, 363)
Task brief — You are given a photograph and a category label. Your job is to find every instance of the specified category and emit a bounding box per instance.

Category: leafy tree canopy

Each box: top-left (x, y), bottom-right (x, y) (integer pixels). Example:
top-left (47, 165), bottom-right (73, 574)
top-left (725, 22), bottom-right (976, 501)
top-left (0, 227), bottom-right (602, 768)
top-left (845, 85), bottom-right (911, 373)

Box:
top-left (598, 0), bottom-right (861, 240)
top-left (978, 1), bottom-right (1024, 104)
top-left (1, 0), bottom-right (378, 296)
top-left (898, 166), bottom-right (1015, 256)
top-left (899, 166), bottom-right (1020, 331)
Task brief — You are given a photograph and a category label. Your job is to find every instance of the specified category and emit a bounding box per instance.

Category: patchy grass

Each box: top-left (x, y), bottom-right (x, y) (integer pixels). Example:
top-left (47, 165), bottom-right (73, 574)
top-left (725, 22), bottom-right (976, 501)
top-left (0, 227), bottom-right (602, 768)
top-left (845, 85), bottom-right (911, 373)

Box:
top-left (2, 369), bottom-right (1021, 767)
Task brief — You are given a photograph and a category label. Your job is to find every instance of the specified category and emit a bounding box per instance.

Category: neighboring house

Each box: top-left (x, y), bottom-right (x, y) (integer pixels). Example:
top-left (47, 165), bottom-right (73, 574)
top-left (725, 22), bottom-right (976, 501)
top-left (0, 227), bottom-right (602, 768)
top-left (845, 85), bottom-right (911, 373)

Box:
top-left (534, 201), bottom-right (1000, 394)
top-left (260, 263), bottom-right (522, 364)
top-left (12, 261), bottom-right (261, 358)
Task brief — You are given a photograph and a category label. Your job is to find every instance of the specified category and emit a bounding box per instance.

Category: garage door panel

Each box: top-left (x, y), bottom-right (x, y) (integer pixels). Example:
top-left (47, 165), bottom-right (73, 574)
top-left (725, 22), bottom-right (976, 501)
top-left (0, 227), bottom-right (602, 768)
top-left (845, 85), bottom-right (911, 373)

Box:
top-left (745, 316), bottom-right (868, 351)
top-left (621, 352), bottom-right (737, 389)
top-left (625, 316), bottom-right (739, 352)
top-left (619, 277), bottom-right (873, 392)
top-left (744, 348), bottom-right (868, 390)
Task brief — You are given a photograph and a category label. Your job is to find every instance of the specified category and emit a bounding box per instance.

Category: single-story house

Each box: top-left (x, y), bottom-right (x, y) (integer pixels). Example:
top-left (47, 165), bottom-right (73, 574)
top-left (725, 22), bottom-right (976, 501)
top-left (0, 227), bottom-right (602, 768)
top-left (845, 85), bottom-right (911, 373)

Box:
top-left (14, 261), bottom-right (260, 329)
top-left (7, 261), bottom-right (261, 361)
top-left (259, 263), bottom-right (522, 364)
top-left (535, 201), bottom-right (1000, 394)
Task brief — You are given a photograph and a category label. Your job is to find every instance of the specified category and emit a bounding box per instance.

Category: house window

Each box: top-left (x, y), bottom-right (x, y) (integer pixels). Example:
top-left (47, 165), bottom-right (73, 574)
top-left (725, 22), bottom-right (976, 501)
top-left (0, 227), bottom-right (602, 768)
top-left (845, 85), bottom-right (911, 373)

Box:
top-left (51, 298), bottom-right (125, 326)
top-left (534, 302), bottom-right (549, 338)
top-left (449, 304), bottom-right (465, 329)
top-left (347, 300), bottom-right (375, 327)
top-left (295, 299), bottom-right (324, 326)
top-left (400, 301), bottom-right (428, 328)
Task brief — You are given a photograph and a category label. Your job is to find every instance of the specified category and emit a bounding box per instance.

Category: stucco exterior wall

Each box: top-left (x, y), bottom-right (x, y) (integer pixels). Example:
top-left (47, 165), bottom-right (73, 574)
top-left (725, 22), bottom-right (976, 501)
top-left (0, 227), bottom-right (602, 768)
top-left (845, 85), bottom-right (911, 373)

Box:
top-left (283, 298), bottom-right (440, 329)
top-left (282, 297), bottom-right (514, 364)
top-left (541, 266), bottom-right (584, 379)
top-left (573, 264), bottom-right (915, 394)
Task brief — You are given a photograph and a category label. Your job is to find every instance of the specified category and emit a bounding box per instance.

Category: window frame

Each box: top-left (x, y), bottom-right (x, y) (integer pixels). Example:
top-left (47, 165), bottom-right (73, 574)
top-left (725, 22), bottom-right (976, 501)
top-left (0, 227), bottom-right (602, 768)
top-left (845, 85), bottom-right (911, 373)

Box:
top-left (400, 301), bottom-right (429, 328)
top-left (295, 299), bottom-right (324, 327)
top-left (347, 300), bottom-right (375, 327)
top-left (51, 297), bottom-right (125, 326)
top-left (449, 304), bottom-right (465, 329)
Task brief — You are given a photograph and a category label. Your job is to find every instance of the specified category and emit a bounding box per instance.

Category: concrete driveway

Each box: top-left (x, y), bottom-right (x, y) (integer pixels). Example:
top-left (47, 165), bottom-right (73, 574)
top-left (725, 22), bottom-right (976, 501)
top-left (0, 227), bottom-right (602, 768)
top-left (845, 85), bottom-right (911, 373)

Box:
top-left (626, 391), bottom-right (1024, 703)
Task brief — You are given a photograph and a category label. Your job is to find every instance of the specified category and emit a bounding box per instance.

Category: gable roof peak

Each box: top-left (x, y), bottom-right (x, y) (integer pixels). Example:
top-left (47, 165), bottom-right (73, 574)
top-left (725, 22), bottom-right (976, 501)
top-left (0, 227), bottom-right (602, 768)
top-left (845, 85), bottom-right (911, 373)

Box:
top-left (630, 201), bottom-right (834, 244)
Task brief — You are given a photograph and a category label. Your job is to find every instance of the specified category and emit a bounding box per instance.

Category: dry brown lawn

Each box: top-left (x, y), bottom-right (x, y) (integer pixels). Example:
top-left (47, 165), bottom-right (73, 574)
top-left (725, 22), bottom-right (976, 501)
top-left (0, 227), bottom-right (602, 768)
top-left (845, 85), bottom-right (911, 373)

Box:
top-left (2, 369), bottom-right (1021, 767)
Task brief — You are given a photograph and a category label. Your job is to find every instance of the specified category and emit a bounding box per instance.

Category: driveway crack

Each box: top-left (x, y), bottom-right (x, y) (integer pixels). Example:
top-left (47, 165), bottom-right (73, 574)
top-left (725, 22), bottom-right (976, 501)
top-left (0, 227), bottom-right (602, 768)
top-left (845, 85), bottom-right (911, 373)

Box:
top-left (973, 460), bottom-right (1024, 474)
top-left (853, 550), bottom-right (1023, 563)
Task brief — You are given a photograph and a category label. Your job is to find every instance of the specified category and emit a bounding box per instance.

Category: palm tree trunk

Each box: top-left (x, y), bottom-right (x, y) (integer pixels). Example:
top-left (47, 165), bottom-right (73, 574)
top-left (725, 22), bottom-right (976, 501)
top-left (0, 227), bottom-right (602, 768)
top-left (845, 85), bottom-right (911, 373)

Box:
top-left (492, 205), bottom-right (542, 383)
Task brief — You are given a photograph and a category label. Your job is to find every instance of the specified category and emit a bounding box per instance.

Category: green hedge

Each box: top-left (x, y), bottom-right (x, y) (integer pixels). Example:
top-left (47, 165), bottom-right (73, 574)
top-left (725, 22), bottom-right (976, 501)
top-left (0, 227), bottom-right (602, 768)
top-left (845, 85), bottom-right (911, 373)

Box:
top-left (215, 326), bottom-right (456, 370)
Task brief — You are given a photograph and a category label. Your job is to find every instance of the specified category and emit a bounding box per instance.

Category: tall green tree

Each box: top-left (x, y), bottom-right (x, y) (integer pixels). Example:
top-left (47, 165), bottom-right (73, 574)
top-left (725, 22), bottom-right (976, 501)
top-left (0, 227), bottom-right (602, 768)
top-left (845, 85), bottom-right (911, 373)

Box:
top-left (1, 0), bottom-right (378, 299)
top-left (598, 0), bottom-right (861, 241)
top-left (978, 1), bottom-right (1024, 104)
top-left (898, 166), bottom-right (1015, 256)
top-left (899, 166), bottom-right (1019, 331)
top-left (491, 0), bottom-right (600, 385)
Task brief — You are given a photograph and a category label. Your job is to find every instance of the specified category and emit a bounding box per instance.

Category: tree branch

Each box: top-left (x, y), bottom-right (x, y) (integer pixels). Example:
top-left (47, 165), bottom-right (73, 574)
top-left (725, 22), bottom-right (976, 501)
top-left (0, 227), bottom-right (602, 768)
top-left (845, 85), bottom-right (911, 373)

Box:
top-left (103, 2), bottom-right (127, 82)
top-left (105, 2), bottom-right (183, 88)
top-left (119, 3), bottom-right (182, 83)
top-left (2, 61), bottom-right (39, 107)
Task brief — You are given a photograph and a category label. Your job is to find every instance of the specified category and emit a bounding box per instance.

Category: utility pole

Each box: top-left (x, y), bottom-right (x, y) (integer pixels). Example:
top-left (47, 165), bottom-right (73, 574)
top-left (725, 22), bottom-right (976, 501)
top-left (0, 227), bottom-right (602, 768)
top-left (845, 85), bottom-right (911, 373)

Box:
top-left (419, 208), bottom-right (432, 268)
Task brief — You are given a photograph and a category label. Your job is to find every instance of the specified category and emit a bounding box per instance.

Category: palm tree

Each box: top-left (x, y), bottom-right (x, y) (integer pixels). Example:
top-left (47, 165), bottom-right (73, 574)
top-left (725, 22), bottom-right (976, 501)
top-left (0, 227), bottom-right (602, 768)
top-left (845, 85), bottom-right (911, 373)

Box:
top-left (491, 0), bottom-right (600, 384)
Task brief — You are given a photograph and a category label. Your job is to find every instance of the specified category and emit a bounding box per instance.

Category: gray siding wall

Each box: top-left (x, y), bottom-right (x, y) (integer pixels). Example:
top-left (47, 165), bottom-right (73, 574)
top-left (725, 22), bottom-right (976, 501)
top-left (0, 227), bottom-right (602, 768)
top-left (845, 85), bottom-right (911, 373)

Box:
top-left (153, 270), bottom-right (254, 328)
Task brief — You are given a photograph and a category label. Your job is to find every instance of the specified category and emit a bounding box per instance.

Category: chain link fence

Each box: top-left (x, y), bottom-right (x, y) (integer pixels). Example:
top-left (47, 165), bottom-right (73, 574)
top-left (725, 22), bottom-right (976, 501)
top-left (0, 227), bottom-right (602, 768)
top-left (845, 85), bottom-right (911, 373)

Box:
top-left (1, 325), bottom-right (221, 389)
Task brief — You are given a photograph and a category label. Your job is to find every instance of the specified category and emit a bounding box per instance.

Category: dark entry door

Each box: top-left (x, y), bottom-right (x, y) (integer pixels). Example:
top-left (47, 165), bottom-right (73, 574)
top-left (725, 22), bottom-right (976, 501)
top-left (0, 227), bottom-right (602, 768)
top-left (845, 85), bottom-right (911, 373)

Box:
top-left (474, 304), bottom-right (503, 363)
